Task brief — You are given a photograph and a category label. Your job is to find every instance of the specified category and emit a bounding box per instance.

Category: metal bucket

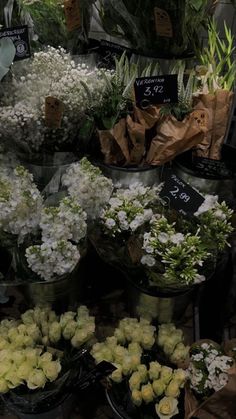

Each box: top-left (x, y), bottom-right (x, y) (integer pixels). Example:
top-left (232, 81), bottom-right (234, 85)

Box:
top-left (172, 160), bottom-right (235, 203)
top-left (94, 162), bottom-right (162, 187)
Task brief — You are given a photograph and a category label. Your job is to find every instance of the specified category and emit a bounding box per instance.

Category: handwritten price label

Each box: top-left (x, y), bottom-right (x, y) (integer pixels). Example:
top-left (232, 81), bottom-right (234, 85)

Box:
top-left (134, 75), bottom-right (178, 108)
top-left (160, 172), bottom-right (205, 215)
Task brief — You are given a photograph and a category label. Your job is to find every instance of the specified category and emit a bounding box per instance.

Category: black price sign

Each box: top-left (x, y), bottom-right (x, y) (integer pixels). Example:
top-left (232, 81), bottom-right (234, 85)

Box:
top-left (160, 172), bottom-right (205, 215)
top-left (134, 74), bottom-right (178, 108)
top-left (89, 39), bottom-right (132, 69)
top-left (77, 361), bottom-right (116, 390)
top-left (193, 157), bottom-right (233, 179)
top-left (0, 25), bottom-right (31, 61)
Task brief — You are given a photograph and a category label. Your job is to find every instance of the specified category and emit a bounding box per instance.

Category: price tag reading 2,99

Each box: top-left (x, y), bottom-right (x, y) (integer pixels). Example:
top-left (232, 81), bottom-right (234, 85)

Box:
top-left (134, 74), bottom-right (178, 108)
top-left (160, 172), bottom-right (205, 215)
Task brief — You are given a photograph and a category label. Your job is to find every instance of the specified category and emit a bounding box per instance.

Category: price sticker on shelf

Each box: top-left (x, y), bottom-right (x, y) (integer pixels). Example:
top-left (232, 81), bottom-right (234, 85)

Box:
top-left (193, 156), bottom-right (233, 179)
top-left (45, 97), bottom-right (64, 129)
top-left (134, 75), bottom-right (178, 108)
top-left (64, 0), bottom-right (81, 32)
top-left (160, 171), bottom-right (205, 215)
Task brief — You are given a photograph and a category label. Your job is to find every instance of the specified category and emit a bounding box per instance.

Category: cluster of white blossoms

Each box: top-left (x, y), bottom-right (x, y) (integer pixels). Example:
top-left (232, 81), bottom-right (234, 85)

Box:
top-left (157, 324), bottom-right (190, 365)
top-left (40, 197), bottom-right (87, 243)
top-left (129, 361), bottom-right (186, 419)
top-left (91, 318), bottom-right (156, 381)
top-left (100, 183), bottom-right (160, 236)
top-left (188, 342), bottom-right (234, 395)
top-left (0, 166), bottom-right (42, 241)
top-left (0, 47), bottom-right (111, 151)
top-left (26, 240), bottom-right (80, 281)
top-left (63, 158), bottom-right (113, 220)
top-left (141, 215), bottom-right (208, 287)
top-left (0, 305), bottom-right (95, 394)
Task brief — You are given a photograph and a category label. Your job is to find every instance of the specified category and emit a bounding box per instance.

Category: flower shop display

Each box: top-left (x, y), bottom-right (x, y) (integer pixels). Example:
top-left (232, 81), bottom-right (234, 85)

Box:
top-left (91, 319), bottom-right (189, 419)
top-left (0, 305), bottom-right (95, 417)
top-left (185, 340), bottom-right (236, 419)
top-left (94, 0), bottom-right (217, 58)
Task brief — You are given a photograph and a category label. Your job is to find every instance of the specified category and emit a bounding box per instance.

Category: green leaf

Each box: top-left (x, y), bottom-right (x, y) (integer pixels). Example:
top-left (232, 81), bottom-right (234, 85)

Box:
top-left (0, 37), bottom-right (16, 81)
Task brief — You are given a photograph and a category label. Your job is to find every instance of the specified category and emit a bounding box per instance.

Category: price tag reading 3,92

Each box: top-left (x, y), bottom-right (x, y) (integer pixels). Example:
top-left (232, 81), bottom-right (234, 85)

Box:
top-left (160, 172), bottom-right (205, 215)
top-left (134, 74), bottom-right (178, 108)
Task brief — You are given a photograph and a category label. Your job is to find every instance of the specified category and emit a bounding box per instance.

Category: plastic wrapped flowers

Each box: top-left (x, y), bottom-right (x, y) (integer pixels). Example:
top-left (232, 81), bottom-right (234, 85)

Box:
top-left (91, 318), bottom-right (189, 419)
top-left (0, 305), bottom-right (95, 411)
top-left (95, 180), bottom-right (233, 293)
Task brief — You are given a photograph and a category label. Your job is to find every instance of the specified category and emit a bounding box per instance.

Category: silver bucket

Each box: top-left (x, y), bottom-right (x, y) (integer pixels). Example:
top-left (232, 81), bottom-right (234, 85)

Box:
top-left (172, 160), bottom-right (235, 202)
top-left (94, 162), bottom-right (162, 187)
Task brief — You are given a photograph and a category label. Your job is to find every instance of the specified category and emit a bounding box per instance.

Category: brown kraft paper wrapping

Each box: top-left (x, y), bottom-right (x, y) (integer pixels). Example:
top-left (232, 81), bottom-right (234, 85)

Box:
top-left (146, 112), bottom-right (206, 166)
top-left (126, 115), bottom-right (145, 165)
top-left (193, 93), bottom-right (216, 158)
top-left (98, 119), bottom-right (130, 166)
top-left (209, 89), bottom-right (234, 160)
top-left (134, 105), bottom-right (161, 130)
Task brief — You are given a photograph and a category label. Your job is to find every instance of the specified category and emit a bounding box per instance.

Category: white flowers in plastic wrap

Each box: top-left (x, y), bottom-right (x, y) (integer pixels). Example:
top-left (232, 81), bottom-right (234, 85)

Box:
top-left (0, 305), bottom-right (95, 394)
top-left (0, 165), bottom-right (42, 241)
top-left (101, 183), bottom-right (161, 236)
top-left (63, 157), bottom-right (113, 219)
top-left (188, 342), bottom-right (234, 395)
top-left (91, 317), bottom-right (156, 381)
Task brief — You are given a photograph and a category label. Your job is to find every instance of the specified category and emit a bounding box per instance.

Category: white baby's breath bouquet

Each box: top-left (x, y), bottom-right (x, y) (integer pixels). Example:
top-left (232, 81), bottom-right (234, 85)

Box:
top-left (0, 305), bottom-right (95, 414)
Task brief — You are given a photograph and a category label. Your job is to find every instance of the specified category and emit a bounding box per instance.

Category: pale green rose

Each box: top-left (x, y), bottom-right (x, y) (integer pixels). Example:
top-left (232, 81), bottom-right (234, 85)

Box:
top-left (49, 322), bottom-right (61, 344)
top-left (8, 328), bottom-right (19, 342)
top-left (38, 352), bottom-right (53, 366)
top-left (0, 337), bottom-right (9, 350)
top-left (173, 369), bottom-right (187, 387)
top-left (13, 351), bottom-right (26, 366)
top-left (111, 364), bottom-right (123, 383)
top-left (60, 312), bottom-right (76, 329)
top-left (114, 328), bottom-right (126, 344)
top-left (33, 307), bottom-right (45, 325)
top-left (0, 350), bottom-right (11, 362)
top-left (17, 324), bottom-right (27, 335)
top-left (42, 336), bottom-right (50, 346)
top-left (152, 379), bottom-right (166, 397)
top-left (38, 310), bottom-right (49, 325)
top-left (5, 368), bottom-right (23, 389)
top-left (71, 329), bottom-right (89, 348)
top-left (0, 378), bottom-right (9, 393)
top-left (149, 362), bottom-right (162, 380)
top-left (170, 344), bottom-right (190, 364)
top-left (140, 318), bottom-right (152, 326)
top-left (128, 342), bottom-right (142, 355)
top-left (157, 334), bottom-right (168, 347)
top-left (155, 396), bottom-right (179, 419)
top-left (93, 352), bottom-right (107, 364)
top-left (42, 360), bottom-right (61, 382)
top-left (131, 389), bottom-right (142, 407)
top-left (77, 306), bottom-right (89, 318)
top-left (141, 333), bottom-right (155, 350)
top-left (48, 311), bottom-right (58, 324)
top-left (27, 324), bottom-right (41, 342)
top-left (141, 383), bottom-right (155, 404)
top-left (14, 334), bottom-right (26, 348)
top-left (106, 337), bottom-right (118, 349)
top-left (62, 320), bottom-right (77, 340)
top-left (160, 367), bottom-right (173, 385)
top-left (165, 380), bottom-right (180, 398)
top-left (17, 361), bottom-right (34, 381)
top-left (41, 321), bottom-right (49, 337)
top-left (25, 348), bottom-right (41, 366)
top-left (21, 310), bottom-right (35, 325)
top-left (130, 329), bottom-right (141, 343)
top-left (0, 361), bottom-right (12, 378)
top-left (122, 356), bottom-right (133, 376)
top-left (113, 346), bottom-right (128, 364)
top-left (100, 347), bottom-right (113, 363)
top-left (137, 365), bottom-right (148, 382)
top-left (27, 369), bottom-right (47, 390)
top-left (129, 371), bottom-right (142, 391)
top-left (129, 354), bottom-right (141, 370)
top-left (22, 335), bottom-right (34, 348)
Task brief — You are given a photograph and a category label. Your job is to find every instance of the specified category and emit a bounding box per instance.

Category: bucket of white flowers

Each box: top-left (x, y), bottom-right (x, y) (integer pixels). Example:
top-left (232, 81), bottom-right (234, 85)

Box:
top-left (0, 305), bottom-right (96, 419)
top-left (91, 319), bottom-right (190, 419)
top-left (92, 178), bottom-right (233, 323)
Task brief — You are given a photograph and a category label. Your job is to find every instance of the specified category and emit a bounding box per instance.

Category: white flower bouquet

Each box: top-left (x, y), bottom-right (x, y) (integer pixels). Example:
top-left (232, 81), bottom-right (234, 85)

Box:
top-left (91, 318), bottom-right (188, 419)
top-left (94, 181), bottom-right (233, 294)
top-left (0, 305), bottom-right (95, 415)
top-left (185, 340), bottom-right (236, 418)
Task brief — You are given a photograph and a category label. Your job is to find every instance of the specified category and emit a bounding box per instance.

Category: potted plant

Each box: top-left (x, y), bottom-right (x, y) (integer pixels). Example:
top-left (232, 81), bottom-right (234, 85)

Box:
top-left (0, 304), bottom-right (95, 418)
